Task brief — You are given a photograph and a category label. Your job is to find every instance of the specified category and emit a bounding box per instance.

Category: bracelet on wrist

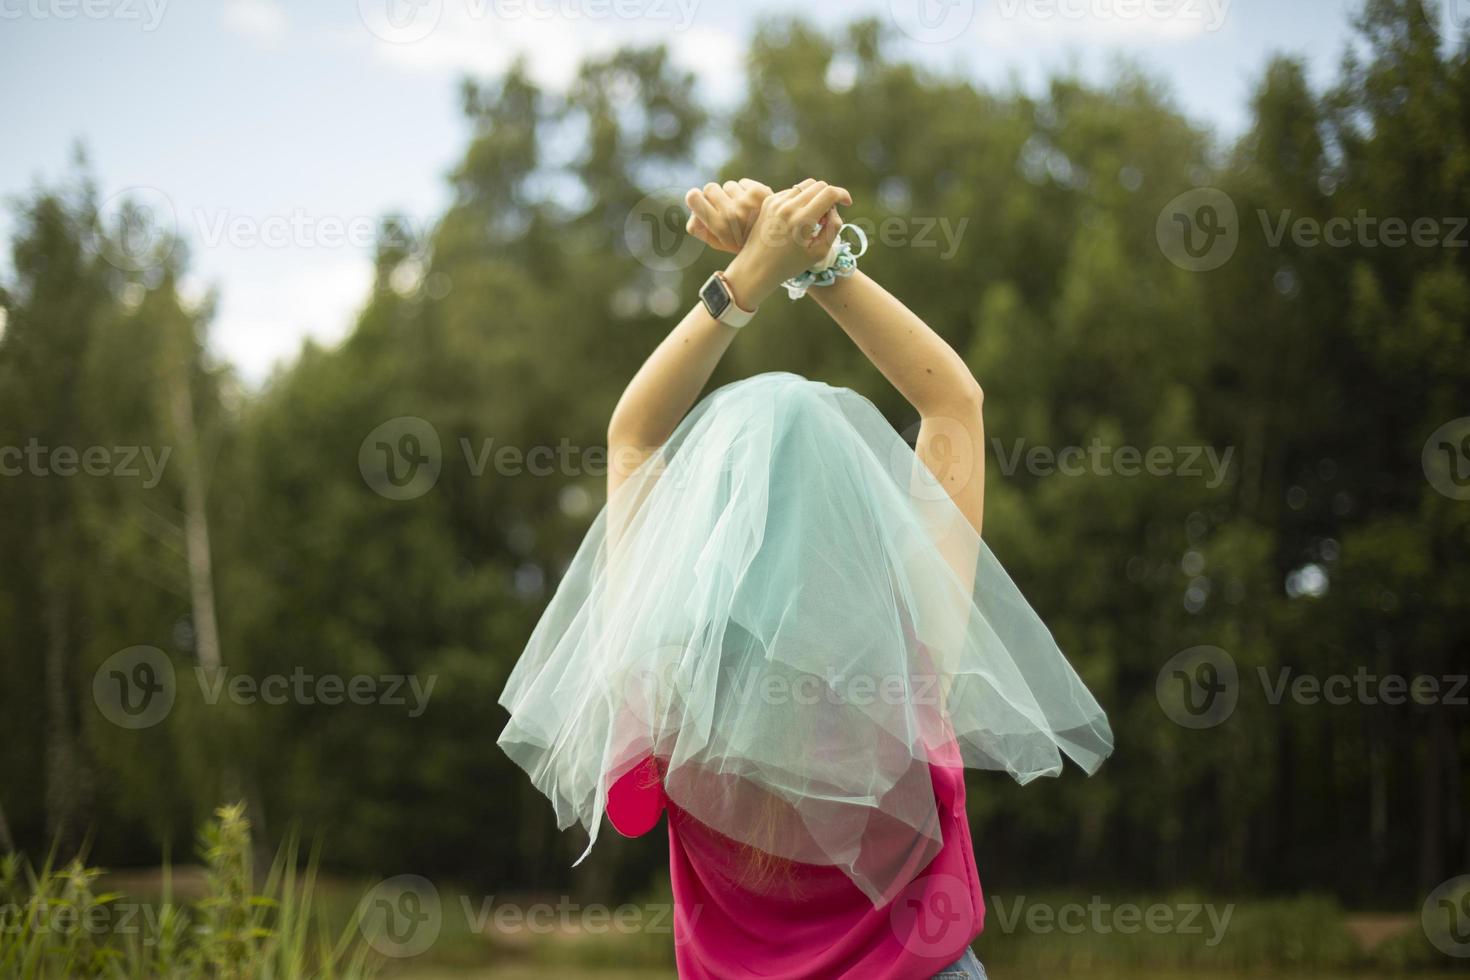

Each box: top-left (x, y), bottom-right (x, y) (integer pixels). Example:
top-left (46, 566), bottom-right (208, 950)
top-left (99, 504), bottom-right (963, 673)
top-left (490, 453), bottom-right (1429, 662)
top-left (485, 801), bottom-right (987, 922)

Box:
top-left (781, 224), bottom-right (869, 300)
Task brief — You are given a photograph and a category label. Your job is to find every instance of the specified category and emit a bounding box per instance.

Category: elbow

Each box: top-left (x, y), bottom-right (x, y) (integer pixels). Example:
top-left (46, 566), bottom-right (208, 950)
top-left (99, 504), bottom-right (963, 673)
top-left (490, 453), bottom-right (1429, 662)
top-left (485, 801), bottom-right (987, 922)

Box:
top-left (929, 374), bottom-right (983, 419)
top-left (959, 376), bottom-right (984, 409)
top-left (607, 414), bottom-right (656, 456)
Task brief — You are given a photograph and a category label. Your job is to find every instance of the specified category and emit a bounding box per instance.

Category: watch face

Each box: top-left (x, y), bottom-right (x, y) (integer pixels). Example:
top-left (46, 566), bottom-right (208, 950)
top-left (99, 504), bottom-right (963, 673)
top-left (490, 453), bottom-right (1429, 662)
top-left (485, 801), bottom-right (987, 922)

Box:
top-left (701, 276), bottom-right (731, 319)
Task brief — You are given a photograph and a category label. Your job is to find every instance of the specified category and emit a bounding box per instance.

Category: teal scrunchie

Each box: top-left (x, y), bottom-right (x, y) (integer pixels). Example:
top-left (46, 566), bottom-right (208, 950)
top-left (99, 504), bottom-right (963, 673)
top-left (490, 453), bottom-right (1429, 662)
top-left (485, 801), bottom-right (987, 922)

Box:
top-left (781, 223), bottom-right (869, 300)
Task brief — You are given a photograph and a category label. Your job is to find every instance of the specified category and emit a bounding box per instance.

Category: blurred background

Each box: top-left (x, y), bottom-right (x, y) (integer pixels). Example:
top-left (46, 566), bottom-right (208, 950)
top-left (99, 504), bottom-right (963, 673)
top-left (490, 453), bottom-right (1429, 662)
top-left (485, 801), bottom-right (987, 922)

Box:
top-left (1, 0), bottom-right (1468, 976)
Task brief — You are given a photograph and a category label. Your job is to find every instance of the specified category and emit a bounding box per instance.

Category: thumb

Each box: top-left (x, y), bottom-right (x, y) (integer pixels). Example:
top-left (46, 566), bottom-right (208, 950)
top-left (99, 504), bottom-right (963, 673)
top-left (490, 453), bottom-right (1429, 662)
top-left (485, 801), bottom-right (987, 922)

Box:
top-left (812, 207), bottom-right (843, 253)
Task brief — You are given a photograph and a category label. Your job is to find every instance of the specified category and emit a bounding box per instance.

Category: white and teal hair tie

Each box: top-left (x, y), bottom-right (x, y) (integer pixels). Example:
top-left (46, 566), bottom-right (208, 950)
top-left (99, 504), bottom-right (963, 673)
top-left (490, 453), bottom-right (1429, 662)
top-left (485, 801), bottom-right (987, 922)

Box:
top-left (782, 222), bottom-right (869, 299)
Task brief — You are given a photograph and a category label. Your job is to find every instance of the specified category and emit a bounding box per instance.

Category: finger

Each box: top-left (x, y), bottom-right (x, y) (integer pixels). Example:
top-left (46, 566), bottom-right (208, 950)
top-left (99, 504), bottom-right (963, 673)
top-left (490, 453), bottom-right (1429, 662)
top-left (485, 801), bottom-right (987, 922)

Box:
top-left (688, 218), bottom-right (726, 252)
top-left (792, 184), bottom-right (853, 223)
top-left (686, 189), bottom-right (734, 249)
top-left (811, 207), bottom-right (843, 252)
top-left (788, 180), bottom-right (850, 211)
top-left (739, 178), bottom-right (773, 197)
top-left (722, 180), bottom-right (741, 197)
top-left (702, 182), bottom-right (740, 244)
top-left (783, 181), bottom-right (833, 242)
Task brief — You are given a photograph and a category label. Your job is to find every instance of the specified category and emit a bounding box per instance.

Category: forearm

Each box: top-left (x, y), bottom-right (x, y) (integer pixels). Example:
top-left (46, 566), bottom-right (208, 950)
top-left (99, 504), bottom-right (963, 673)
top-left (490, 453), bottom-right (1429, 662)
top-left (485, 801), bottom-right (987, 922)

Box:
top-left (607, 301), bottom-right (736, 479)
top-left (809, 270), bottom-right (982, 416)
top-left (812, 268), bottom-right (985, 535)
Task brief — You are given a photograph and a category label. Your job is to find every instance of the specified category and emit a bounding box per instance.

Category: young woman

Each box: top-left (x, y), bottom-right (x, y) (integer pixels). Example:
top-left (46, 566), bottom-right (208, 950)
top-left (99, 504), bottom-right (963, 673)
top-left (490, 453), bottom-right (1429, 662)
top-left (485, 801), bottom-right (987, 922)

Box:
top-left (499, 178), bottom-right (1112, 979)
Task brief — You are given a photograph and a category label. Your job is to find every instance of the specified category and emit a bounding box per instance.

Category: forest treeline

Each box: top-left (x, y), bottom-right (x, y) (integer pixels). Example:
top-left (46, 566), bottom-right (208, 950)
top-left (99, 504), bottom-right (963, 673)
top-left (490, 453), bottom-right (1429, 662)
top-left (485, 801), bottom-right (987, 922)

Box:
top-left (0, 0), bottom-right (1465, 909)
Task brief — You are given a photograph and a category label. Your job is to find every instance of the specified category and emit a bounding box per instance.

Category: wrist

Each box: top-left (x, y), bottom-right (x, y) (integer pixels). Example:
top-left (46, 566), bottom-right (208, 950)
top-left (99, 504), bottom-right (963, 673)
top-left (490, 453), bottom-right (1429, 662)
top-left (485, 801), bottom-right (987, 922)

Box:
top-left (723, 252), bottom-right (781, 309)
top-left (808, 267), bottom-right (862, 303)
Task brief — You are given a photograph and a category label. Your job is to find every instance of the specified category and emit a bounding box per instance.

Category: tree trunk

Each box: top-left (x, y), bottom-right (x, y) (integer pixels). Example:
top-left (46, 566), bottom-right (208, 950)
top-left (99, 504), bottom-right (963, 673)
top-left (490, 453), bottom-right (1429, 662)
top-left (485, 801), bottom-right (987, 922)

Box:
top-left (168, 373), bottom-right (222, 675)
top-left (165, 356), bottom-right (263, 845)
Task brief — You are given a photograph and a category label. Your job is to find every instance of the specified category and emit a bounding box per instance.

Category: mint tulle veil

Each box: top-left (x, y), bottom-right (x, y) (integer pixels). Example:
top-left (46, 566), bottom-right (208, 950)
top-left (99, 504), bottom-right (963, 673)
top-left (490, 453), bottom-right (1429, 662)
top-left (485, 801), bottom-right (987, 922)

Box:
top-left (498, 372), bottom-right (1112, 905)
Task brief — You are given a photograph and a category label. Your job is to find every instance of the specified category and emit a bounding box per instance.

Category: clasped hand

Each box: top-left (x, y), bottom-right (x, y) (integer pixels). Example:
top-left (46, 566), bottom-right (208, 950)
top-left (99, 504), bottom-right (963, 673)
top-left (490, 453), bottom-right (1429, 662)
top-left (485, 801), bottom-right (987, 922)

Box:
top-left (683, 178), bottom-right (852, 307)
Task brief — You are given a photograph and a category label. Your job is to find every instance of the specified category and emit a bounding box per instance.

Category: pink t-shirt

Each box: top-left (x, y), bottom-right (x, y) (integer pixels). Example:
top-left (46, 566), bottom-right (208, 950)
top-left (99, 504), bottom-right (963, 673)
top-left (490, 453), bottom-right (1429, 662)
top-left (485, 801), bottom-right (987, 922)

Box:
top-left (607, 754), bottom-right (984, 979)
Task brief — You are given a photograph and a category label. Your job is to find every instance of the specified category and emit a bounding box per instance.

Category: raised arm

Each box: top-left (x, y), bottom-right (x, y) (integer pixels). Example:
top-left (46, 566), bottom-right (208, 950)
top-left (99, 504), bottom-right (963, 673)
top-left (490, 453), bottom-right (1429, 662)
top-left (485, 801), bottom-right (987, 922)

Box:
top-left (810, 269), bottom-right (986, 535)
top-left (608, 178), bottom-right (852, 498)
top-left (606, 181), bottom-right (768, 498)
top-left (605, 302), bottom-right (737, 497)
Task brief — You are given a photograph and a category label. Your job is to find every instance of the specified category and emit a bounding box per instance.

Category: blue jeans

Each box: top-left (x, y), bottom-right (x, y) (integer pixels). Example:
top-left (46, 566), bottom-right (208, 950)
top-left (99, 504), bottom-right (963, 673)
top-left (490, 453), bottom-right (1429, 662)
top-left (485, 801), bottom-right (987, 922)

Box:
top-left (931, 947), bottom-right (987, 979)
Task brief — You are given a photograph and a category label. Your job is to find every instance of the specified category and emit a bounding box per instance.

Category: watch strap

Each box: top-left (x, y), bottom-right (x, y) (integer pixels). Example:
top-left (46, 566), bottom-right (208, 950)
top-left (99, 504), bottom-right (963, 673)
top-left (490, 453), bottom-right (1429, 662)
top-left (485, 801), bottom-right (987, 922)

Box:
top-left (710, 270), bottom-right (756, 328)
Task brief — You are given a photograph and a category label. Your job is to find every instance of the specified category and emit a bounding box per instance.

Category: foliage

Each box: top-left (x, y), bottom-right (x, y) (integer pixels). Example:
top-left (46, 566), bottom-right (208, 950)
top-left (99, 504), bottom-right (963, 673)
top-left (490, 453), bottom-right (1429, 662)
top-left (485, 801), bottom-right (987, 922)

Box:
top-left (0, 804), bottom-right (380, 978)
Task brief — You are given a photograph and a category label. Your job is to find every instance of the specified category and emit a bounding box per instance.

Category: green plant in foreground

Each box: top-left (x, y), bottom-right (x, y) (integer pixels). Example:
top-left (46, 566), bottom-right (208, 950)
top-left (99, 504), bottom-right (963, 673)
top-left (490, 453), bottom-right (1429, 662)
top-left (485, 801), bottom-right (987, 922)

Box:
top-left (0, 803), bottom-right (382, 979)
top-left (0, 847), bottom-right (126, 977)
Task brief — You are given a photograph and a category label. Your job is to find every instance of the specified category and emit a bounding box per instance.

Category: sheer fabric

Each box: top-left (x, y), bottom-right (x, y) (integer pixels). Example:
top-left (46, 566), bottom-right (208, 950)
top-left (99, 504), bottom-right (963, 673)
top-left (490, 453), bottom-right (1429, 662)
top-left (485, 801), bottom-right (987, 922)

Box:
top-left (498, 372), bottom-right (1112, 905)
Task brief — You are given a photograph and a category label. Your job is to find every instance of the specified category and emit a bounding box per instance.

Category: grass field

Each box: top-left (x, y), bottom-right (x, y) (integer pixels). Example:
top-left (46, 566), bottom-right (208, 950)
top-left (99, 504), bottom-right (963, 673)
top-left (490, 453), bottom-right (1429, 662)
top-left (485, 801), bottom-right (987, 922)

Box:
top-left (5, 807), bottom-right (1454, 980)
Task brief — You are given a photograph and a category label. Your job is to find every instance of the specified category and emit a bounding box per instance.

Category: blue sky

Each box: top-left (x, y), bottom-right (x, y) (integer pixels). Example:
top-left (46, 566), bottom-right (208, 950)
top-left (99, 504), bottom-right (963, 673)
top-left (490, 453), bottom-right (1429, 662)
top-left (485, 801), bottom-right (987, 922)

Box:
top-left (1, 0), bottom-right (1371, 383)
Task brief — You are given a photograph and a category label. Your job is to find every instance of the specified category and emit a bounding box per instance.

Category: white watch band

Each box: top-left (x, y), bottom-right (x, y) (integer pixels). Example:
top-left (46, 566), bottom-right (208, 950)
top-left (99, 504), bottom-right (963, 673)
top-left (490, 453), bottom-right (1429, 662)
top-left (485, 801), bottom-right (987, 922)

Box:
top-left (702, 271), bottom-right (756, 329)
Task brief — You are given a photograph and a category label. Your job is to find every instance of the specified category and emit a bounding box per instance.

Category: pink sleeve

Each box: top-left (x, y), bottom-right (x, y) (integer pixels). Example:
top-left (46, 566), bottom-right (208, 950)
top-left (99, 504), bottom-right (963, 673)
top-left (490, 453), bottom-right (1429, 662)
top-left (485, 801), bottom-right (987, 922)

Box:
top-left (606, 755), bottom-right (666, 837)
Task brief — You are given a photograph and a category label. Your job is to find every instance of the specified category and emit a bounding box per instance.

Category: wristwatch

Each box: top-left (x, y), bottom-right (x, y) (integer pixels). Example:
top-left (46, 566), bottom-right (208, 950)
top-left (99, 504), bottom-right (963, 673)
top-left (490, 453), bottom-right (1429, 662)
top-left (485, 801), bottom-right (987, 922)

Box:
top-left (699, 270), bottom-right (757, 329)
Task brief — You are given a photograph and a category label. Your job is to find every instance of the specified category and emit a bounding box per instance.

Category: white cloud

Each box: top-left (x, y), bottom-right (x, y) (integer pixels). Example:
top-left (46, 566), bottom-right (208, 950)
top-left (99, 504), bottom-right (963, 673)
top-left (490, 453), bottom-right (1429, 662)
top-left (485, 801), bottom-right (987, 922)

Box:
top-left (352, 0), bottom-right (733, 92)
top-left (223, 0), bottom-right (288, 47)
top-left (201, 256), bottom-right (372, 384)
